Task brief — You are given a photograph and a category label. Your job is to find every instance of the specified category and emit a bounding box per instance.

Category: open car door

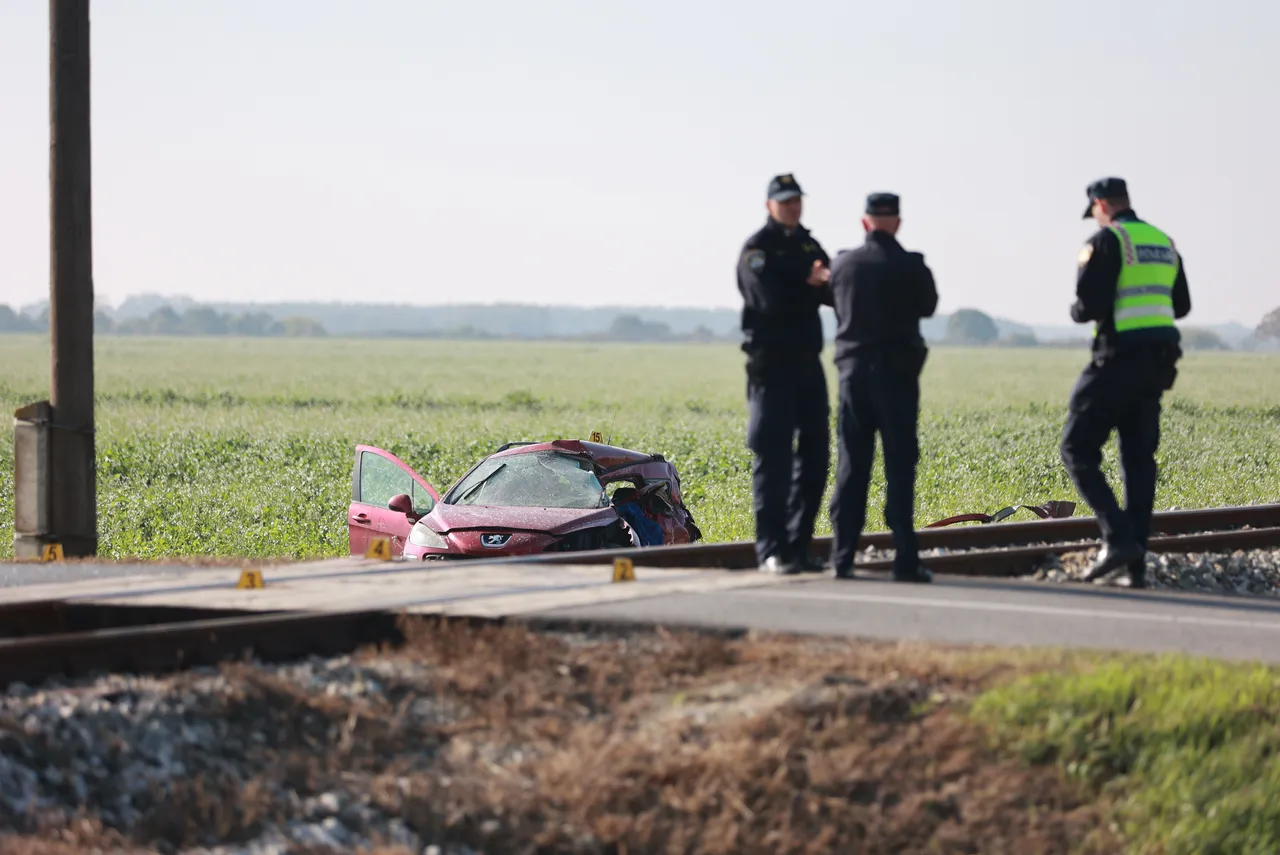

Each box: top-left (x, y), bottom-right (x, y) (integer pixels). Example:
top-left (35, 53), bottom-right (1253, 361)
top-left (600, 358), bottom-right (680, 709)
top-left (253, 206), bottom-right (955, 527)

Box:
top-left (349, 445), bottom-right (440, 557)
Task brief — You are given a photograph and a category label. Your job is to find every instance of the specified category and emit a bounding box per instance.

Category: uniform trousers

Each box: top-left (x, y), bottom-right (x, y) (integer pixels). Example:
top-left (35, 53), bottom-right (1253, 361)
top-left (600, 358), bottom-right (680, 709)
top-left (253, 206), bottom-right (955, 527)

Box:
top-left (829, 347), bottom-right (924, 575)
top-left (1059, 344), bottom-right (1178, 555)
top-left (745, 355), bottom-right (830, 565)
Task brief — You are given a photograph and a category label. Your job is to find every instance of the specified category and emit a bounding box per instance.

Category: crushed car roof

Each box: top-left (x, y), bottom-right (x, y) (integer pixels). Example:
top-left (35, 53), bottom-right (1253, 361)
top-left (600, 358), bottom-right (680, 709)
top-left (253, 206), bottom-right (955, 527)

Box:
top-left (490, 439), bottom-right (664, 470)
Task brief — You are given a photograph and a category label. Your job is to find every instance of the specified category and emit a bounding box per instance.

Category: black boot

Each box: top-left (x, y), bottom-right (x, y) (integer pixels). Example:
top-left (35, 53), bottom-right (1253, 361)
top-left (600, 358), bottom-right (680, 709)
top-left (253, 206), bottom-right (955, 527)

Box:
top-left (893, 564), bottom-right (933, 584)
top-left (1082, 541), bottom-right (1145, 582)
top-left (795, 553), bottom-right (828, 573)
top-left (1127, 557), bottom-right (1148, 589)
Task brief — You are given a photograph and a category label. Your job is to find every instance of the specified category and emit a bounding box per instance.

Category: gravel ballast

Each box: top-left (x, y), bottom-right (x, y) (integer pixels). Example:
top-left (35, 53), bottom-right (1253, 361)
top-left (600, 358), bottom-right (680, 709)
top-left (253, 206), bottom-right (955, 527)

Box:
top-left (1025, 548), bottom-right (1280, 594)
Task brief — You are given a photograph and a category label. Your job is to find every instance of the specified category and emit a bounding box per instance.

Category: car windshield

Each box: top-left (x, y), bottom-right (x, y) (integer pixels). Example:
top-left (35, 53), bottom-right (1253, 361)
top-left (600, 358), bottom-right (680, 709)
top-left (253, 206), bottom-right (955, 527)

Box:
top-left (447, 451), bottom-right (609, 509)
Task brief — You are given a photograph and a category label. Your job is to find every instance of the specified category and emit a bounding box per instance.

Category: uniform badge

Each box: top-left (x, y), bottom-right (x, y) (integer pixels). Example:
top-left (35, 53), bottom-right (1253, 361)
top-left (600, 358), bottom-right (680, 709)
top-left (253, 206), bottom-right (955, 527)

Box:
top-left (780, 174), bottom-right (794, 184)
top-left (1077, 243), bottom-right (1094, 266)
top-left (744, 249), bottom-right (766, 273)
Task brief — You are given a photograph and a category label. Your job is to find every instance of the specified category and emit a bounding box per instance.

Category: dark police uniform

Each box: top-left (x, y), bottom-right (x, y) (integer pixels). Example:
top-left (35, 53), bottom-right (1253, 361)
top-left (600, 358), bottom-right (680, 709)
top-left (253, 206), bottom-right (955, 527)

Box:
top-left (1061, 177), bottom-right (1191, 586)
top-left (737, 174), bottom-right (832, 573)
top-left (826, 193), bottom-right (938, 583)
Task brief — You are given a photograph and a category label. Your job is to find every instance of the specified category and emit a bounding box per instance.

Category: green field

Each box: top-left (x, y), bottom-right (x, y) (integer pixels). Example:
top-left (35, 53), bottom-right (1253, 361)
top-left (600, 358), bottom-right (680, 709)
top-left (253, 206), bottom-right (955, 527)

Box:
top-left (1, 336), bottom-right (1278, 561)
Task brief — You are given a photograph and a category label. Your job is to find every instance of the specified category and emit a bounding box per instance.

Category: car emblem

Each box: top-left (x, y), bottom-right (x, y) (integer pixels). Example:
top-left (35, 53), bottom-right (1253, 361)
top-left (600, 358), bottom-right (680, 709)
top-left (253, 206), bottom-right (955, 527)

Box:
top-left (480, 533), bottom-right (511, 548)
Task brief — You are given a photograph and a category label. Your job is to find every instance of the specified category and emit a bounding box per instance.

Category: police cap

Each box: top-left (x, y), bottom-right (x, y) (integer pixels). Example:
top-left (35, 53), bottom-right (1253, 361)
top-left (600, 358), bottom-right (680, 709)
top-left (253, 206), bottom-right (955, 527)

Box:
top-left (767, 173), bottom-right (804, 201)
top-left (1083, 177), bottom-right (1128, 218)
top-left (866, 192), bottom-right (900, 216)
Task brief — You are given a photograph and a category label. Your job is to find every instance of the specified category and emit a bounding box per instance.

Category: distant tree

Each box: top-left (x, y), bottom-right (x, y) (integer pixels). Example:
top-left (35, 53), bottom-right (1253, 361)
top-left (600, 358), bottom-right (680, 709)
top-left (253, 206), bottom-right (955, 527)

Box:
top-left (689, 324), bottom-right (716, 343)
top-left (609, 314), bottom-right (646, 339)
top-left (946, 309), bottom-right (999, 344)
top-left (115, 317), bottom-right (147, 335)
top-left (181, 306), bottom-right (229, 335)
top-left (93, 310), bottom-right (116, 334)
top-left (0, 305), bottom-right (36, 333)
top-left (147, 306), bottom-right (183, 335)
top-left (1258, 306), bottom-right (1280, 341)
top-left (997, 332), bottom-right (1039, 348)
top-left (1179, 327), bottom-right (1231, 351)
top-left (608, 314), bottom-right (671, 341)
top-left (274, 316), bottom-right (328, 337)
top-left (229, 312), bottom-right (276, 336)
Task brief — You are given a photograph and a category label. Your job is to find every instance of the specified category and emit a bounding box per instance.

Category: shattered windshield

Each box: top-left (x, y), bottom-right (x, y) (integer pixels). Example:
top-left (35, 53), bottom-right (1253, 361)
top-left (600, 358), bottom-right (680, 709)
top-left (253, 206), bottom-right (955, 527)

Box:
top-left (447, 451), bottom-right (609, 509)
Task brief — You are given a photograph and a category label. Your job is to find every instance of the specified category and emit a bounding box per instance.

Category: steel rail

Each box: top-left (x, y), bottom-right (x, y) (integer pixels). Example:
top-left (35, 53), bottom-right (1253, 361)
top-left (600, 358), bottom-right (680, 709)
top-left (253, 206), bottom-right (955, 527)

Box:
top-left (512, 502), bottom-right (1280, 570)
top-left (0, 608), bottom-right (404, 688)
top-left (850, 526), bottom-right (1280, 577)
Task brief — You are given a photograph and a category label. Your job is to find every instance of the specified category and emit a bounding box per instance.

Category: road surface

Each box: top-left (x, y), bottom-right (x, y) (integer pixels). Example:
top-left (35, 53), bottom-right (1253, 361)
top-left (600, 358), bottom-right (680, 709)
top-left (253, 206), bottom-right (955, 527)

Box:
top-left (529, 572), bottom-right (1280, 664)
top-left (4, 559), bottom-right (1280, 664)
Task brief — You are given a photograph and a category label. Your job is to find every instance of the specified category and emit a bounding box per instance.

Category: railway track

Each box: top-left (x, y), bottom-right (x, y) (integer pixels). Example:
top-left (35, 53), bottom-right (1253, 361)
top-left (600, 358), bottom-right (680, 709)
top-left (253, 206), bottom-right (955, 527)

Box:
top-left (518, 501), bottom-right (1280, 571)
top-left (2, 502), bottom-right (1278, 691)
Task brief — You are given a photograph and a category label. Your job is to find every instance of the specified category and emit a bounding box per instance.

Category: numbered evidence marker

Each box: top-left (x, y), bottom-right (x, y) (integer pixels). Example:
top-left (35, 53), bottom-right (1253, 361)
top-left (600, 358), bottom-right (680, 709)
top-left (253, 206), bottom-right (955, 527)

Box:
top-left (40, 543), bottom-right (64, 563)
top-left (237, 569), bottom-right (265, 589)
top-left (612, 557), bottom-right (636, 583)
top-left (589, 431), bottom-right (603, 443)
top-left (365, 536), bottom-right (393, 560)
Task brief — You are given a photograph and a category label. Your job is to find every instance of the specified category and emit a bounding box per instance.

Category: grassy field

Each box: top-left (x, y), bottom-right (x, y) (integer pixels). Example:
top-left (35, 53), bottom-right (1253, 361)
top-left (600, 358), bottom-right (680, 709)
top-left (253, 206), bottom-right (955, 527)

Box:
top-left (976, 653), bottom-right (1280, 854)
top-left (1, 336), bottom-right (1278, 561)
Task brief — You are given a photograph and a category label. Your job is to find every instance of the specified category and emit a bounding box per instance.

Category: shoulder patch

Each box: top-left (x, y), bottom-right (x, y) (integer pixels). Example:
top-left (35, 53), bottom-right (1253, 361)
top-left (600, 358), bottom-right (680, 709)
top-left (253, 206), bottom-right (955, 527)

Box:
top-left (1077, 243), bottom-right (1094, 266)
top-left (743, 248), bottom-right (766, 273)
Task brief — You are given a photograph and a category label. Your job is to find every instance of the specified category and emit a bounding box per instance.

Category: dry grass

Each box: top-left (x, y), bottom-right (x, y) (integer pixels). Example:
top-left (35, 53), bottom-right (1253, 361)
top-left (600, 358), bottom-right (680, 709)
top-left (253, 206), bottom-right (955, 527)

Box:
top-left (379, 620), bottom-right (1116, 853)
top-left (1, 618), bottom-right (1118, 854)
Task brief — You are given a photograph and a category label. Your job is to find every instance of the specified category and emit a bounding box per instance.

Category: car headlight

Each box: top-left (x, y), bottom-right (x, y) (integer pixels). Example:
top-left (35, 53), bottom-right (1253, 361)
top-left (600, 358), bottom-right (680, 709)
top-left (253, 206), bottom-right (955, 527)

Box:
top-left (409, 520), bottom-right (448, 549)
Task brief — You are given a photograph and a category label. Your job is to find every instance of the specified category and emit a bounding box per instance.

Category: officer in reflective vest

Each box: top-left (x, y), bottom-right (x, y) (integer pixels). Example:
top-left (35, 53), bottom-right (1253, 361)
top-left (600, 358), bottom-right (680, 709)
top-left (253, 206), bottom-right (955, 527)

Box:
top-left (1061, 177), bottom-right (1191, 587)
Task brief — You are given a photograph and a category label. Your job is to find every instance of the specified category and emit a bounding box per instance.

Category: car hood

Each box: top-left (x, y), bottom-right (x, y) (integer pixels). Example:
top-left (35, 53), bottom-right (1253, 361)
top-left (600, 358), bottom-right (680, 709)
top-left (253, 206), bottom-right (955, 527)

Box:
top-left (425, 504), bottom-right (618, 536)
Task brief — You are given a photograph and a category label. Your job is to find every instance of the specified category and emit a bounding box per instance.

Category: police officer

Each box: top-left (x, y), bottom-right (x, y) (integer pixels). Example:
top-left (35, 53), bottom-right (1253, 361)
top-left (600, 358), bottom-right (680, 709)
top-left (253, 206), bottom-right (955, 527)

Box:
top-left (1061, 177), bottom-right (1191, 587)
top-left (826, 193), bottom-right (937, 583)
top-left (737, 173), bottom-right (832, 574)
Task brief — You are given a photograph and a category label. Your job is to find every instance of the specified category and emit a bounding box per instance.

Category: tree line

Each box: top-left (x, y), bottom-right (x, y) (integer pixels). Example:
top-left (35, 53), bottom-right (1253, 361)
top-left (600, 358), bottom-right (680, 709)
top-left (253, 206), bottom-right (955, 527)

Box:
top-left (0, 305), bottom-right (327, 337)
top-left (943, 307), bottom-right (1280, 351)
top-left (3, 300), bottom-right (1279, 349)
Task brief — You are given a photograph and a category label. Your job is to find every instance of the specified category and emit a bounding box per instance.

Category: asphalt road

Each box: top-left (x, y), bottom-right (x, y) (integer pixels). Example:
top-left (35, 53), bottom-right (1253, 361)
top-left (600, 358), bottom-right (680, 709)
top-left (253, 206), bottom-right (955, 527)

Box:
top-left (5, 559), bottom-right (1280, 664)
top-left (530, 573), bottom-right (1280, 664)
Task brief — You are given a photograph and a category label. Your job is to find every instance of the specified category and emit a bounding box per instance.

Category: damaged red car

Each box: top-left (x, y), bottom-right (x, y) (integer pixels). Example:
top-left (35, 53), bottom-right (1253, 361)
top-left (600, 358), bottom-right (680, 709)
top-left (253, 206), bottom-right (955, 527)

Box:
top-left (347, 439), bottom-right (702, 560)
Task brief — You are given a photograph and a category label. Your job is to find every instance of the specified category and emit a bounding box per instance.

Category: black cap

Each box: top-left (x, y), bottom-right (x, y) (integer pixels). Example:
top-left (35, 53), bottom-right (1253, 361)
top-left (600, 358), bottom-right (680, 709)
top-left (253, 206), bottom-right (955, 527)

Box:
top-left (767, 173), bottom-right (803, 201)
top-left (1083, 177), bottom-right (1128, 218)
top-left (865, 192), bottom-right (899, 216)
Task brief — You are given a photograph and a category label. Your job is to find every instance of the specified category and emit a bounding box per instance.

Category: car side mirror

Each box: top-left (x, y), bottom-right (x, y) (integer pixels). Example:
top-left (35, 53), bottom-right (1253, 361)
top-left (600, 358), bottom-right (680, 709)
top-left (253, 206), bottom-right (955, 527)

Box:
top-left (388, 494), bottom-right (415, 517)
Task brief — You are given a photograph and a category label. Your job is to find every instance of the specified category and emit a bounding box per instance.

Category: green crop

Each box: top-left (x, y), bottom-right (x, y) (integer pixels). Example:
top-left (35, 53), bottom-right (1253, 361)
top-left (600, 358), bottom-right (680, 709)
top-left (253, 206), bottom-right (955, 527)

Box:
top-left (1, 337), bottom-right (1277, 560)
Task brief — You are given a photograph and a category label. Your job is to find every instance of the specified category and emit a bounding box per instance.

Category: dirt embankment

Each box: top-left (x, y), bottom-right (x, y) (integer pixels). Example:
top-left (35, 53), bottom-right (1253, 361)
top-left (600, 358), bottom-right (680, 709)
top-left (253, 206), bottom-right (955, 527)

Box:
top-left (2, 620), bottom-right (1116, 854)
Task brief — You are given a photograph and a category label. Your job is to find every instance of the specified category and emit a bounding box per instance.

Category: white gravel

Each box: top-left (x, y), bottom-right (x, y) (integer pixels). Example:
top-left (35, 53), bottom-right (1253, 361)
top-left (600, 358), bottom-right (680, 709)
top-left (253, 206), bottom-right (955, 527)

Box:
top-left (0, 655), bottom-right (473, 855)
top-left (1024, 548), bottom-right (1280, 594)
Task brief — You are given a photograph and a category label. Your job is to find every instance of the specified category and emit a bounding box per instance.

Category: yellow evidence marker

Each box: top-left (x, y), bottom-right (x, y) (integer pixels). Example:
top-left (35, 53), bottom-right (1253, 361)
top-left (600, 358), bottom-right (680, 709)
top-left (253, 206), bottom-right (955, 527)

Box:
top-left (365, 537), bottom-right (393, 560)
top-left (612, 557), bottom-right (636, 583)
top-left (237, 569), bottom-right (265, 589)
top-left (40, 543), bottom-right (64, 563)
top-left (589, 431), bottom-right (603, 443)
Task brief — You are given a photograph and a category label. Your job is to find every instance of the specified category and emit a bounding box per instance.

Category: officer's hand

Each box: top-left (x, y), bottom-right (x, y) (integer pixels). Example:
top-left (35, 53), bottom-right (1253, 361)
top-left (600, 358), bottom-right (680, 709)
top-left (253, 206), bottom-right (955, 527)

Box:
top-left (807, 260), bottom-right (830, 286)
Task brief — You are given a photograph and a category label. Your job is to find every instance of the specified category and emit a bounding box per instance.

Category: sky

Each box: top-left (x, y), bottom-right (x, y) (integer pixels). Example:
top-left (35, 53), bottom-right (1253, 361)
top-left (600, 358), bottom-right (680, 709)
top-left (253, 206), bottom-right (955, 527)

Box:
top-left (0, 0), bottom-right (1276, 327)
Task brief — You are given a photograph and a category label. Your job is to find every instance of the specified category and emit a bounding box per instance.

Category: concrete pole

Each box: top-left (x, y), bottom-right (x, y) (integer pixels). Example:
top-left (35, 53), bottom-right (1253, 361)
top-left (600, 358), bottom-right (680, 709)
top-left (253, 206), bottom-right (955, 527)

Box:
top-left (45, 0), bottom-right (97, 557)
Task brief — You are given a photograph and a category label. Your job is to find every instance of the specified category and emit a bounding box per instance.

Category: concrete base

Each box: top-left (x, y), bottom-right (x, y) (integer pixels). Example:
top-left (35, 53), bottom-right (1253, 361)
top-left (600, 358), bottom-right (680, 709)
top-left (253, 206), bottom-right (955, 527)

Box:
top-left (13, 534), bottom-right (99, 561)
top-left (13, 400), bottom-right (97, 559)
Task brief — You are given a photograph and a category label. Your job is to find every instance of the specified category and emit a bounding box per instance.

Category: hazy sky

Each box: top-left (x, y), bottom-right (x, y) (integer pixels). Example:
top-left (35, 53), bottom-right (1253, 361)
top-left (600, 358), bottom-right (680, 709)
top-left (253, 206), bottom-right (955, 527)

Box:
top-left (1, 0), bottom-right (1275, 326)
